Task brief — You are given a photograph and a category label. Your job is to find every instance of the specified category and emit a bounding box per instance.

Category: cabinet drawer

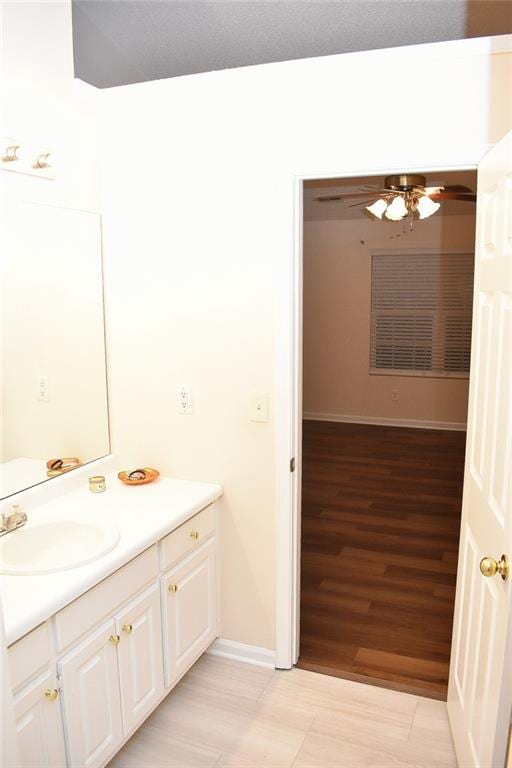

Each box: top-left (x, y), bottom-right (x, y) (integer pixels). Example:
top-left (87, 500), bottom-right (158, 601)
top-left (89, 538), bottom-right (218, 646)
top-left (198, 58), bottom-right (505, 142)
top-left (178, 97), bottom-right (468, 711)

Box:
top-left (55, 545), bottom-right (159, 652)
top-left (8, 622), bottom-right (52, 692)
top-left (160, 505), bottom-right (216, 571)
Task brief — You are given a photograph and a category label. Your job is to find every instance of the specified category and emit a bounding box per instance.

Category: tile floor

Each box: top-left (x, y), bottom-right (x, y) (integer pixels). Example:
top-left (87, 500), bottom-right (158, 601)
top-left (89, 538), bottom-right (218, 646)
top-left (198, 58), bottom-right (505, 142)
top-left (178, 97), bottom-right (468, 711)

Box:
top-left (108, 655), bottom-right (458, 768)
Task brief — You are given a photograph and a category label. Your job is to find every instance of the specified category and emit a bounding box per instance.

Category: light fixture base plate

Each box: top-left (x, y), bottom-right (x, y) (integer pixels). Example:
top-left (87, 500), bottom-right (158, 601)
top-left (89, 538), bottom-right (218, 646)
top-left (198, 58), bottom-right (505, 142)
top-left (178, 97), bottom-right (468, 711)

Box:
top-left (385, 174), bottom-right (426, 191)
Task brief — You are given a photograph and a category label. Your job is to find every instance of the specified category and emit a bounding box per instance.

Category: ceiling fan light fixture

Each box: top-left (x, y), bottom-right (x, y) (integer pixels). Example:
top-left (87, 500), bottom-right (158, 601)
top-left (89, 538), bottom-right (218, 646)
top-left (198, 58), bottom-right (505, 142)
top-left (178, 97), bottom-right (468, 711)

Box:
top-left (366, 198), bottom-right (387, 219)
top-left (417, 195), bottom-right (441, 219)
top-left (385, 195), bottom-right (408, 221)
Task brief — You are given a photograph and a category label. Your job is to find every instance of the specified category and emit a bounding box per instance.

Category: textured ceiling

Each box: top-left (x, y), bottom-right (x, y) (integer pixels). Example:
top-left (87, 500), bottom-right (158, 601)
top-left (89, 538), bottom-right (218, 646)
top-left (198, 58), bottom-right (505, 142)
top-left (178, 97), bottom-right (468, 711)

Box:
top-left (72, 0), bottom-right (512, 89)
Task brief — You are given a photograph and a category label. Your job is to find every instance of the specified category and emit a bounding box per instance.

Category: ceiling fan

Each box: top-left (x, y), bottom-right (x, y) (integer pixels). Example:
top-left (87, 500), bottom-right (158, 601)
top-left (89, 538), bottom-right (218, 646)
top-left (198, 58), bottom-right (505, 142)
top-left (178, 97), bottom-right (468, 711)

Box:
top-left (315, 174), bottom-right (476, 221)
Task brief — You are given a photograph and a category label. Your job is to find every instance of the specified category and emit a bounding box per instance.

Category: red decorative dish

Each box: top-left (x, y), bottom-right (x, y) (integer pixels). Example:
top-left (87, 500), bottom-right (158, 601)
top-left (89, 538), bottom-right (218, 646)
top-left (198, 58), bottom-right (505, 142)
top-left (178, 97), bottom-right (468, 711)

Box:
top-left (118, 468), bottom-right (160, 486)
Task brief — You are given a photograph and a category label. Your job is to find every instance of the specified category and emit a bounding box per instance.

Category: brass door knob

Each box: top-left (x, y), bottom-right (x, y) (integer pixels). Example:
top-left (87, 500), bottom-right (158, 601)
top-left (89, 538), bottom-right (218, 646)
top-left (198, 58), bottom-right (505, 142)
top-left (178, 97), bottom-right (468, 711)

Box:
top-left (168, 584), bottom-right (178, 593)
top-left (190, 531), bottom-right (199, 540)
top-left (44, 688), bottom-right (59, 702)
top-left (109, 634), bottom-right (121, 645)
top-left (480, 555), bottom-right (509, 581)
top-left (122, 624), bottom-right (133, 635)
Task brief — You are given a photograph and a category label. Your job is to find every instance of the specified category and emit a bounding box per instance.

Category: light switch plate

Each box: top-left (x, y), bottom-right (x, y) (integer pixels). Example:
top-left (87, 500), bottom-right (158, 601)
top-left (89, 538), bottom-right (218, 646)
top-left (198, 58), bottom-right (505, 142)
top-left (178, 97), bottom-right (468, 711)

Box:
top-left (249, 391), bottom-right (269, 422)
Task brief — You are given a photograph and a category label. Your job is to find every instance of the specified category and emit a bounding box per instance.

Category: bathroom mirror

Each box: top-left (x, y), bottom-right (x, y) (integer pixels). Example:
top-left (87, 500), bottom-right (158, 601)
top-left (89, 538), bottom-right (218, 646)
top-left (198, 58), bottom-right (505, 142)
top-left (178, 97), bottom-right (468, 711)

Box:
top-left (0, 200), bottom-right (110, 499)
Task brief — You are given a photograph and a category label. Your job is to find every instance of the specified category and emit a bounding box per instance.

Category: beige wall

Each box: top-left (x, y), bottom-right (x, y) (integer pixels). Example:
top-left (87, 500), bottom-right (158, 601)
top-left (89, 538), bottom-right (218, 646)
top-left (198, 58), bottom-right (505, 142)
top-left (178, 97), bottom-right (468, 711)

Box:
top-left (99, 37), bottom-right (512, 652)
top-left (303, 213), bottom-right (476, 426)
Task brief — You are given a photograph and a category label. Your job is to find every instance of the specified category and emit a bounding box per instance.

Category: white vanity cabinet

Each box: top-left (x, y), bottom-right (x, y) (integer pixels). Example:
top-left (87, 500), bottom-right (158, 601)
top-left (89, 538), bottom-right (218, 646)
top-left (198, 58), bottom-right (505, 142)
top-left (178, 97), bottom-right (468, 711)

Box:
top-left (162, 538), bottom-right (217, 688)
top-left (58, 585), bottom-right (165, 768)
top-left (13, 670), bottom-right (67, 768)
top-left (58, 586), bottom-right (165, 768)
top-left (7, 500), bottom-right (219, 768)
top-left (115, 584), bottom-right (164, 733)
top-left (58, 620), bottom-right (123, 768)
top-left (9, 623), bottom-right (67, 768)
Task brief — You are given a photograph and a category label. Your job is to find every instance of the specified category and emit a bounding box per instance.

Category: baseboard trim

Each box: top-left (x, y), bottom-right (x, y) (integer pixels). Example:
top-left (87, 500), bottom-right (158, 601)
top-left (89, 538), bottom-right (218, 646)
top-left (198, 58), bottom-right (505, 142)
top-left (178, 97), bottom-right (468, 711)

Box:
top-left (207, 638), bottom-right (276, 669)
top-left (303, 412), bottom-right (466, 431)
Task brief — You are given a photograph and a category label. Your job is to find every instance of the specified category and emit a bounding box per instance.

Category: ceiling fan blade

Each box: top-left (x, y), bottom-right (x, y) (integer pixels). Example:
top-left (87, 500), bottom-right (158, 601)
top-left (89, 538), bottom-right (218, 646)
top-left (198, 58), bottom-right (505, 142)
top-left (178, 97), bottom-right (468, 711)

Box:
top-left (443, 184), bottom-right (474, 193)
top-left (357, 187), bottom-right (392, 194)
top-left (429, 192), bottom-right (477, 202)
top-left (347, 200), bottom-right (376, 207)
top-left (315, 192), bottom-right (387, 201)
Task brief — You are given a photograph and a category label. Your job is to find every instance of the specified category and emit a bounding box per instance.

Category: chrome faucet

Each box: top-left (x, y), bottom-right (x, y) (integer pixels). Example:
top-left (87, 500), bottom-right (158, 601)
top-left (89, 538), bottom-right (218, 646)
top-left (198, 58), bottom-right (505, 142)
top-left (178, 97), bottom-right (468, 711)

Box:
top-left (0, 505), bottom-right (27, 537)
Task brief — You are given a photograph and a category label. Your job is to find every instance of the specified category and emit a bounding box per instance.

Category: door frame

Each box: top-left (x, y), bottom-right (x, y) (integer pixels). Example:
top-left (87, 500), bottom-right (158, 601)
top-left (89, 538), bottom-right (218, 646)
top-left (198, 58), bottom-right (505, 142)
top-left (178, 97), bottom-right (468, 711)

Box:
top-left (275, 156), bottom-right (488, 670)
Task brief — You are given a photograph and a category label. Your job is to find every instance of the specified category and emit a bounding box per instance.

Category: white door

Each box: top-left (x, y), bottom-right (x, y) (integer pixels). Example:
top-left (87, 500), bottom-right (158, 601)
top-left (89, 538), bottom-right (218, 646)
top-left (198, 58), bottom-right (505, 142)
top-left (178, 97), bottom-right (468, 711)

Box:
top-left (162, 538), bottom-right (217, 688)
top-left (116, 585), bottom-right (164, 734)
top-left (59, 620), bottom-right (123, 768)
top-left (448, 130), bottom-right (512, 768)
top-left (14, 670), bottom-right (66, 768)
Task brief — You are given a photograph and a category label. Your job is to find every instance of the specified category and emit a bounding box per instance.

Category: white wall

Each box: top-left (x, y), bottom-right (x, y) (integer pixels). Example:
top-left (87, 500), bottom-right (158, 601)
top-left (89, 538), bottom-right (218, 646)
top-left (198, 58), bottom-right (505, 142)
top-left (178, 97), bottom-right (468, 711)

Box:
top-left (1, 2), bottom-right (106, 495)
top-left (303, 213), bottom-right (476, 427)
top-left (99, 37), bottom-right (512, 651)
top-left (1, 1), bottom-right (100, 212)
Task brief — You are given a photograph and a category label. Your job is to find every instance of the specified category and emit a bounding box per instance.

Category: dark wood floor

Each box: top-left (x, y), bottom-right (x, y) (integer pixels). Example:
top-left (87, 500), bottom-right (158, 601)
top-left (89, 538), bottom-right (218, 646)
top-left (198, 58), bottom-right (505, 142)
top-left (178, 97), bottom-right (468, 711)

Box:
top-left (298, 420), bottom-right (466, 700)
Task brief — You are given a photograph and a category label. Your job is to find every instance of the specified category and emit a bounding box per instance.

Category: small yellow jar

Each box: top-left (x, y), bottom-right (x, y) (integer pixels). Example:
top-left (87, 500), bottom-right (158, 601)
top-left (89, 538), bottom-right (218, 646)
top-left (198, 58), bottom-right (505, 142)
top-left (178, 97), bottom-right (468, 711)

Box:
top-left (89, 475), bottom-right (106, 493)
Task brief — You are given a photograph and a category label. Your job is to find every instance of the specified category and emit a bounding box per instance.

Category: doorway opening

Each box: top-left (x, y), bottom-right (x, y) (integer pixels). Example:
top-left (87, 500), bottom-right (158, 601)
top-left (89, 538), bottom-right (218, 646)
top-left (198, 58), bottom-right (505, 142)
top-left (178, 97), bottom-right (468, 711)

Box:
top-left (298, 169), bottom-right (477, 700)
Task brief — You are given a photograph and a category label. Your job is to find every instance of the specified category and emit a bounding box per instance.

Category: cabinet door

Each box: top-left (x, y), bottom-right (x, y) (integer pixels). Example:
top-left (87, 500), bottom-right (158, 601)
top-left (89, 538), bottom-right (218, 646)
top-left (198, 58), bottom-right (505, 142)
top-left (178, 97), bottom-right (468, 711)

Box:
top-left (14, 669), bottom-right (66, 768)
top-left (162, 538), bottom-right (217, 688)
top-left (59, 620), bottom-right (123, 768)
top-left (115, 585), bottom-right (164, 734)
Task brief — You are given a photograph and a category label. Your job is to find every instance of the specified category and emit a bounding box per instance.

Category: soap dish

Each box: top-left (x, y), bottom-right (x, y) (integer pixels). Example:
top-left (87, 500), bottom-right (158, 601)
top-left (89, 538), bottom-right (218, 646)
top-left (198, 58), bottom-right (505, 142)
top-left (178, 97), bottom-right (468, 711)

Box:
top-left (118, 468), bottom-right (160, 486)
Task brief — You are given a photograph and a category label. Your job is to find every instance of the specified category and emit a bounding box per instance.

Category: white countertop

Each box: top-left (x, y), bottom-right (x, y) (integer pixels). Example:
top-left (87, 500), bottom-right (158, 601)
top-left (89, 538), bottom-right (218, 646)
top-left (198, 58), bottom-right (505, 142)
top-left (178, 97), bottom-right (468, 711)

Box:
top-left (0, 472), bottom-right (222, 645)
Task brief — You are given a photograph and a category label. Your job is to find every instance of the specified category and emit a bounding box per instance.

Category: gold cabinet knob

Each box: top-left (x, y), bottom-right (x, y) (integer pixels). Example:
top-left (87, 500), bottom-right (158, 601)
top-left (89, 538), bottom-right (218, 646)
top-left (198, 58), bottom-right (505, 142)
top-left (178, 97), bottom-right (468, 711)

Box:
top-left (44, 688), bottom-right (59, 702)
top-left (480, 555), bottom-right (509, 581)
top-left (168, 584), bottom-right (178, 593)
top-left (190, 531), bottom-right (199, 540)
top-left (122, 624), bottom-right (133, 635)
top-left (109, 634), bottom-right (121, 645)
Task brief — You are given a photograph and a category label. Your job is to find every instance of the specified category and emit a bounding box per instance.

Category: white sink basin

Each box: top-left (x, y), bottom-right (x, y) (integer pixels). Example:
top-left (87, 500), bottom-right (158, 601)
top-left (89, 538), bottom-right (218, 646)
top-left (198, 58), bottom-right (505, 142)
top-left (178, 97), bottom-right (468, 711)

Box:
top-left (0, 520), bottom-right (120, 575)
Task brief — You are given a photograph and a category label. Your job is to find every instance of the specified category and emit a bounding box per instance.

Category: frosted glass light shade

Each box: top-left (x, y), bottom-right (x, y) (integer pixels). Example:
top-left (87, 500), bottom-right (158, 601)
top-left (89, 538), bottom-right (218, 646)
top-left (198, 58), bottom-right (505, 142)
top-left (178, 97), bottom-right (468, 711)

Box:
top-left (417, 195), bottom-right (441, 219)
top-left (366, 198), bottom-right (387, 219)
top-left (385, 195), bottom-right (408, 221)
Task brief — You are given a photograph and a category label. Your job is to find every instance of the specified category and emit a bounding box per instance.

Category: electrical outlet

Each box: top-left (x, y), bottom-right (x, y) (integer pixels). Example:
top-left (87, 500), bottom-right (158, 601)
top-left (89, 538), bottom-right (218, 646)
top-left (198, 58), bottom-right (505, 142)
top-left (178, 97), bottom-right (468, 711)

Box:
top-left (392, 390), bottom-right (399, 402)
top-left (177, 385), bottom-right (193, 414)
top-left (37, 376), bottom-right (49, 402)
